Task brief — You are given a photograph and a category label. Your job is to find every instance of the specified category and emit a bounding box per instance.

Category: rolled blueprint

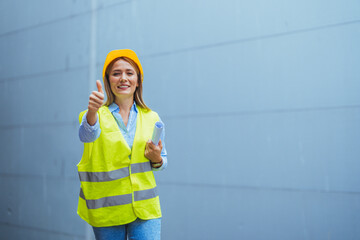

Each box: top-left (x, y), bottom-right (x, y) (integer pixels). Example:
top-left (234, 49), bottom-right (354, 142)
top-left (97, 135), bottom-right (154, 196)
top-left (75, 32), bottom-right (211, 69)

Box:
top-left (151, 121), bottom-right (164, 145)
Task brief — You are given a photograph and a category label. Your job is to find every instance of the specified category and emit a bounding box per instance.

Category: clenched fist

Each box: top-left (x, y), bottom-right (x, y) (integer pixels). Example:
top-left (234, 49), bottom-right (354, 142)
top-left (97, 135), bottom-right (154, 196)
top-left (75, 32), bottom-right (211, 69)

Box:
top-left (87, 80), bottom-right (104, 126)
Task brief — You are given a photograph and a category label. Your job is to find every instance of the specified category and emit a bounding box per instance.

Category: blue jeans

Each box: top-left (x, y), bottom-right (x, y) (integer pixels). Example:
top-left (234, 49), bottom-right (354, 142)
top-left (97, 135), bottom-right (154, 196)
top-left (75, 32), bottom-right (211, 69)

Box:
top-left (92, 218), bottom-right (161, 240)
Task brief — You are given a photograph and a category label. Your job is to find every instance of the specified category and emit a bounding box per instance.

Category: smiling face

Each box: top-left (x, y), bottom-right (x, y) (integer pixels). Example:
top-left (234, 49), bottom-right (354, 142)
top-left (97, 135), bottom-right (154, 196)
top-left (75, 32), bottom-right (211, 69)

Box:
top-left (108, 58), bottom-right (139, 101)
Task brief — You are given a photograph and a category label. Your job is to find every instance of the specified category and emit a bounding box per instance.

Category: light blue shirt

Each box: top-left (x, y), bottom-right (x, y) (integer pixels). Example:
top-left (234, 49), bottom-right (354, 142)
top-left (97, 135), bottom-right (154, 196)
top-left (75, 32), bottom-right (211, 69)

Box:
top-left (79, 102), bottom-right (167, 171)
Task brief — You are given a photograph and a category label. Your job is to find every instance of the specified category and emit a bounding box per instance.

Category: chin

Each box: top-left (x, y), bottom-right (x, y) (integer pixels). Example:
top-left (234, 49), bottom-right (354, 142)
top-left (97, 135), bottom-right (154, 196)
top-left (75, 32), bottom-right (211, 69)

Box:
top-left (115, 92), bottom-right (135, 98)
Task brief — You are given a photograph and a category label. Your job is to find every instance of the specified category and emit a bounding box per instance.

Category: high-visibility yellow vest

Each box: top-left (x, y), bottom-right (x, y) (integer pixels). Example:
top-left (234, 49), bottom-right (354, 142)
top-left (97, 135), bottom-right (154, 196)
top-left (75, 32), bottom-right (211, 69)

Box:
top-left (77, 105), bottom-right (162, 227)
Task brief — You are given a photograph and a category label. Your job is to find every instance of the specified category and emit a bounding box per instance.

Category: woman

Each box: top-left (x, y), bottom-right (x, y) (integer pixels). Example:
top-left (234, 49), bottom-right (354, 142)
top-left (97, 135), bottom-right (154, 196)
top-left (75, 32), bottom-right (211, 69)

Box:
top-left (77, 49), bottom-right (167, 240)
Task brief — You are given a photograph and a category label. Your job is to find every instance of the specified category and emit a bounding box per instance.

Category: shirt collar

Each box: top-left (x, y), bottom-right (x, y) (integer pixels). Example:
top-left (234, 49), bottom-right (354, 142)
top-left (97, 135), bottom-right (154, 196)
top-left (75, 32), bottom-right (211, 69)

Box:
top-left (108, 102), bottom-right (138, 113)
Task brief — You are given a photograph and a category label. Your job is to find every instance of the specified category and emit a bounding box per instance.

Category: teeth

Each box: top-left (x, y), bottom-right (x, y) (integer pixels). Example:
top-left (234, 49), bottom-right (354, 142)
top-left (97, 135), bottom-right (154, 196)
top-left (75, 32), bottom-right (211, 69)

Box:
top-left (118, 86), bottom-right (129, 89)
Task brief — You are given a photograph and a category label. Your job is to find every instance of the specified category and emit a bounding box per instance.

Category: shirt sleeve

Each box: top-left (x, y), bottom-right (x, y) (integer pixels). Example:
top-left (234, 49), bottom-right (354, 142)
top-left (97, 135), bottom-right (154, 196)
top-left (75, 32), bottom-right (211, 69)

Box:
top-left (78, 112), bottom-right (101, 143)
top-left (152, 118), bottom-right (168, 171)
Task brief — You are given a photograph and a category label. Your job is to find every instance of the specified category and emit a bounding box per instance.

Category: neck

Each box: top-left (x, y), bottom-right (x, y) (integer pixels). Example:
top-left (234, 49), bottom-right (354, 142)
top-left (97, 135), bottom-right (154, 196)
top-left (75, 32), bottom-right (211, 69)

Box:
top-left (114, 96), bottom-right (134, 112)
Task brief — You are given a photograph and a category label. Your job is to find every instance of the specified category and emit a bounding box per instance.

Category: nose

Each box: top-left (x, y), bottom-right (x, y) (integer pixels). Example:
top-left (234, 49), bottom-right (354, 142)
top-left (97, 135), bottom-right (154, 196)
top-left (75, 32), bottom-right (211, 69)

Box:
top-left (120, 72), bottom-right (127, 81)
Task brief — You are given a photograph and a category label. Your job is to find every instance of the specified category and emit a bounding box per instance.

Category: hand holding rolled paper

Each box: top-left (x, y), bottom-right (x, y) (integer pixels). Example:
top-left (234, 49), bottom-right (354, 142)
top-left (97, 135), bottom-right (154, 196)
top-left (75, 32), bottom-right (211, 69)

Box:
top-left (144, 121), bottom-right (164, 164)
top-left (145, 139), bottom-right (163, 164)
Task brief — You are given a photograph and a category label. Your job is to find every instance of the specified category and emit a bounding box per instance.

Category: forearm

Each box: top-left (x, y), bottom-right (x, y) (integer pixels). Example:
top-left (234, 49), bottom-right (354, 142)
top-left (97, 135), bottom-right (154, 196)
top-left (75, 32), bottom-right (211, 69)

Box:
top-left (86, 110), bottom-right (98, 126)
top-left (79, 112), bottom-right (101, 143)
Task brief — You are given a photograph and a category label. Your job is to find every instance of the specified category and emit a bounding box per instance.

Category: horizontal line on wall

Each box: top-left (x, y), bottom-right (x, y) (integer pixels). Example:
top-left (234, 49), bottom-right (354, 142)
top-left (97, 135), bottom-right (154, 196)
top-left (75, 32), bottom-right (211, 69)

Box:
top-left (0, 121), bottom-right (77, 130)
top-left (161, 104), bottom-right (360, 120)
top-left (1, 19), bottom-right (359, 82)
top-left (0, 0), bottom-right (358, 42)
top-left (1, 104), bottom-right (359, 129)
top-left (0, 221), bottom-right (84, 239)
top-left (0, 1), bottom-right (131, 38)
top-left (143, 19), bottom-right (360, 58)
top-left (157, 181), bottom-right (360, 196)
top-left (0, 172), bottom-right (79, 181)
top-left (0, 65), bottom-right (90, 83)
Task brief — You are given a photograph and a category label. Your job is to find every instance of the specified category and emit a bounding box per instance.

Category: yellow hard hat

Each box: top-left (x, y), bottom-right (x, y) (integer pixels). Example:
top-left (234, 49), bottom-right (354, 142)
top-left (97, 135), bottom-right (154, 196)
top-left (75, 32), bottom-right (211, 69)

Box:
top-left (102, 49), bottom-right (144, 82)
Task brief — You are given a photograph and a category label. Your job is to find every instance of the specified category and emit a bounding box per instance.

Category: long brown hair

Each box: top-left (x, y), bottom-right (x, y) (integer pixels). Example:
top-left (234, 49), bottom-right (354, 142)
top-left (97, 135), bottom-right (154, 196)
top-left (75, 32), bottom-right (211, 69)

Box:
top-left (103, 57), bottom-right (150, 110)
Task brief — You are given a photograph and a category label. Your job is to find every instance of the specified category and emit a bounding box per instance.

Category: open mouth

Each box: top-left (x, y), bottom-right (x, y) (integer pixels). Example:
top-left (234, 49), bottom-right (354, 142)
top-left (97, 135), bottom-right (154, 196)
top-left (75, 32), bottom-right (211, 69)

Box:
top-left (117, 85), bottom-right (130, 89)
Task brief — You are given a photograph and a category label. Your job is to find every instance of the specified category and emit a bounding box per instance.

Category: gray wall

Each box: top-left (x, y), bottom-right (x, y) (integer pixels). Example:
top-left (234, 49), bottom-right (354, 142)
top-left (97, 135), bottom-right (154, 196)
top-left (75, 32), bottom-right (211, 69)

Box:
top-left (1, 0), bottom-right (360, 239)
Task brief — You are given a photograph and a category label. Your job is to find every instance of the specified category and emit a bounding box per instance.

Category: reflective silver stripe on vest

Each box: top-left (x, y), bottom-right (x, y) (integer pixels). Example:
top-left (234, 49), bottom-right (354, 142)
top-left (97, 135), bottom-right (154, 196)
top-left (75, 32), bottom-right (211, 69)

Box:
top-left (80, 188), bottom-right (132, 209)
top-left (78, 167), bottom-right (129, 182)
top-left (79, 187), bottom-right (158, 209)
top-left (131, 162), bottom-right (152, 174)
top-left (134, 187), bottom-right (158, 201)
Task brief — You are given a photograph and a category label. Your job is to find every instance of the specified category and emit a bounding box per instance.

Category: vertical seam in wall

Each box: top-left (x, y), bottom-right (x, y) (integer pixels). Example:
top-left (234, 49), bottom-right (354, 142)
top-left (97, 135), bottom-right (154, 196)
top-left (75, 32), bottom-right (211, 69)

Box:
top-left (85, 2), bottom-right (97, 240)
top-left (89, 0), bottom-right (97, 94)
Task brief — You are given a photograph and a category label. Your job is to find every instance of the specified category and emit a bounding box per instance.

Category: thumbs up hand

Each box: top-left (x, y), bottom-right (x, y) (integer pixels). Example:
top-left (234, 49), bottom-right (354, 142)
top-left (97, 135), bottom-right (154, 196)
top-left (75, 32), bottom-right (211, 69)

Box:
top-left (87, 80), bottom-right (104, 126)
top-left (96, 80), bottom-right (104, 94)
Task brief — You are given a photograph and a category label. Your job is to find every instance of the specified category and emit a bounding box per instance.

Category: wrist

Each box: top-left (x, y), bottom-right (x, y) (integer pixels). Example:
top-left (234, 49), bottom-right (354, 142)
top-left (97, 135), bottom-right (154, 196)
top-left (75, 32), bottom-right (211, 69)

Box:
top-left (151, 158), bottom-right (163, 168)
top-left (87, 109), bottom-right (98, 116)
top-left (86, 111), bottom-right (98, 126)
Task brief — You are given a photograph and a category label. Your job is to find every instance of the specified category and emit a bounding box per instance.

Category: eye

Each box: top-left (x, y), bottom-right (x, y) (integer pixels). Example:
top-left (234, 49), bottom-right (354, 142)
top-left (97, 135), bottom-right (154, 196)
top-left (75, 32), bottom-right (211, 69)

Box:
top-left (112, 73), bottom-right (120, 76)
top-left (127, 72), bottom-right (134, 75)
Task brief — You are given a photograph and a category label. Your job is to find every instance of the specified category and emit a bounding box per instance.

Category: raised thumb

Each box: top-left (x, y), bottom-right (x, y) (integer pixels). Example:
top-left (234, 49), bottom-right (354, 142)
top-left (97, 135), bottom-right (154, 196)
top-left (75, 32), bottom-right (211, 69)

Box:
top-left (96, 80), bottom-right (104, 93)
